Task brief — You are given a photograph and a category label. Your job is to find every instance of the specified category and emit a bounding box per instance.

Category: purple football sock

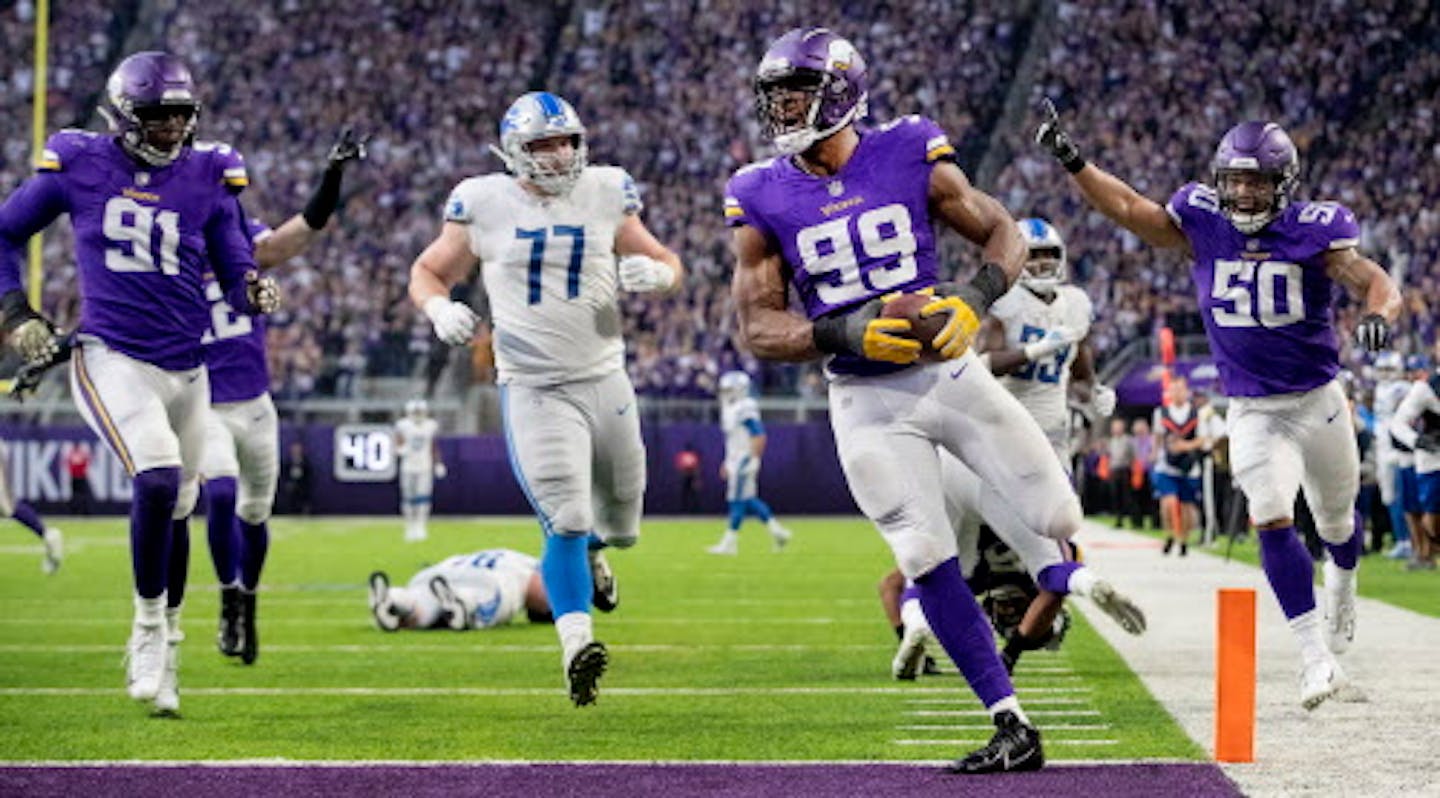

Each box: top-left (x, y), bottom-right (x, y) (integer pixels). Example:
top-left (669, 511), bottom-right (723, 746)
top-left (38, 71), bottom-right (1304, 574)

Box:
top-left (1258, 526), bottom-right (1317, 620)
top-left (900, 582), bottom-right (921, 605)
top-left (12, 501), bottom-right (46, 537)
top-left (1037, 561), bottom-right (1082, 595)
top-left (167, 519), bottom-right (190, 608)
top-left (130, 468), bottom-right (180, 600)
top-left (205, 477), bottom-right (241, 584)
top-left (1323, 510), bottom-right (1364, 571)
top-left (239, 520), bottom-right (270, 591)
top-left (915, 557), bottom-right (1015, 708)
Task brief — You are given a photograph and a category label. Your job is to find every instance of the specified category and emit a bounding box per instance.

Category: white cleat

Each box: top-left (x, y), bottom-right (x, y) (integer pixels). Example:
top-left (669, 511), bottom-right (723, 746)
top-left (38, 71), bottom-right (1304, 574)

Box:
top-left (706, 540), bottom-right (738, 556)
top-left (429, 575), bottom-right (471, 631)
top-left (1299, 657), bottom-right (1351, 711)
top-left (368, 571), bottom-right (402, 632)
top-left (891, 623), bottom-right (934, 681)
top-left (1322, 560), bottom-right (1357, 655)
top-left (154, 630), bottom-right (183, 716)
top-left (124, 622), bottom-right (167, 702)
top-left (589, 551), bottom-right (619, 613)
top-left (1089, 579), bottom-right (1147, 635)
top-left (41, 528), bottom-right (63, 575)
top-left (770, 526), bottom-right (793, 552)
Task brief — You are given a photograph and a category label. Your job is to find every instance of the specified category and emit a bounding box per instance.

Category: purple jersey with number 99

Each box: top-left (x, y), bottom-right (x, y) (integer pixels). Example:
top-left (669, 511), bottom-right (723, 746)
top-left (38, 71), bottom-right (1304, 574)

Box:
top-left (724, 115), bottom-right (957, 375)
top-left (1166, 182), bottom-right (1358, 397)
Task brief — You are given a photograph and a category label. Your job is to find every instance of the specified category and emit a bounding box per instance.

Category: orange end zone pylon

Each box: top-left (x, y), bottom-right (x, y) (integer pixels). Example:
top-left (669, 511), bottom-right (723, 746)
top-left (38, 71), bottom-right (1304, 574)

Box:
top-left (1215, 588), bottom-right (1256, 762)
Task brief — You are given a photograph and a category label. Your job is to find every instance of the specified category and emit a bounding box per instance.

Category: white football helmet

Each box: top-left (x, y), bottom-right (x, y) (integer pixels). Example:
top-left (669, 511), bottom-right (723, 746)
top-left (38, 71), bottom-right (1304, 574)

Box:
top-left (1373, 351), bottom-right (1403, 381)
top-left (490, 91), bottom-right (587, 196)
top-left (404, 398), bottom-right (429, 419)
top-left (719, 371), bottom-right (752, 404)
top-left (1018, 218), bottom-right (1067, 297)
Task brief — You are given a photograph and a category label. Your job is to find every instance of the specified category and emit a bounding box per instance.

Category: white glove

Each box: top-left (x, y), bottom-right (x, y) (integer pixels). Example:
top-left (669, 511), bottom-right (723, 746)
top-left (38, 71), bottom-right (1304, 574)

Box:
top-left (617, 254), bottom-right (676, 293)
top-left (1023, 325), bottom-right (1081, 361)
top-left (434, 462), bottom-right (447, 480)
top-left (10, 318), bottom-right (61, 366)
top-left (245, 271), bottom-right (282, 315)
top-left (423, 295), bottom-right (479, 346)
top-left (1092, 383), bottom-right (1117, 417)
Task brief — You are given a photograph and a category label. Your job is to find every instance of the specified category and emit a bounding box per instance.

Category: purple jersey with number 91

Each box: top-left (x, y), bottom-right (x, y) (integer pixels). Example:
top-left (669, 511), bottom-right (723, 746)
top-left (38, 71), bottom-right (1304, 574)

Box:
top-left (1166, 182), bottom-right (1359, 398)
top-left (724, 115), bottom-right (957, 375)
top-left (202, 214), bottom-right (271, 403)
top-left (0, 130), bottom-right (256, 371)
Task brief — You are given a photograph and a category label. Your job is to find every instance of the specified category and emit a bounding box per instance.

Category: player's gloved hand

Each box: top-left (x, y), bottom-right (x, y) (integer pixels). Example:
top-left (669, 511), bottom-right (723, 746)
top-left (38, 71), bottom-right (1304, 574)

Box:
top-left (1092, 383), bottom-right (1117, 417)
top-left (9, 331), bottom-right (73, 401)
top-left (617, 254), bottom-right (676, 293)
top-left (920, 294), bottom-right (982, 360)
top-left (1023, 325), bottom-right (1080, 361)
top-left (1353, 313), bottom-right (1390, 352)
top-left (327, 127), bottom-right (370, 170)
top-left (0, 290), bottom-right (61, 366)
top-left (423, 295), bottom-right (480, 345)
top-left (434, 462), bottom-right (448, 479)
top-left (813, 296), bottom-right (922, 365)
top-left (245, 271), bottom-right (282, 314)
top-left (1417, 430), bottom-right (1440, 453)
top-left (1036, 98), bottom-right (1086, 174)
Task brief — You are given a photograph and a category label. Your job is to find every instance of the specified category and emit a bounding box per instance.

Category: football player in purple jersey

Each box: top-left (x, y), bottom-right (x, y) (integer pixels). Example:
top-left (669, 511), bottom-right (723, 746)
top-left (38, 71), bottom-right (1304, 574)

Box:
top-left (1037, 101), bottom-right (1402, 709)
top-left (727, 28), bottom-right (1083, 774)
top-left (0, 51), bottom-right (280, 716)
top-left (203, 129), bottom-right (366, 666)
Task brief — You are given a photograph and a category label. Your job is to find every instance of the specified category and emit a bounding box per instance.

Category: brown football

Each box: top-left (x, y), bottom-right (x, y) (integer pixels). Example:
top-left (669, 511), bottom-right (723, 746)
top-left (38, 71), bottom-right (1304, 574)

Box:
top-left (880, 293), bottom-right (948, 359)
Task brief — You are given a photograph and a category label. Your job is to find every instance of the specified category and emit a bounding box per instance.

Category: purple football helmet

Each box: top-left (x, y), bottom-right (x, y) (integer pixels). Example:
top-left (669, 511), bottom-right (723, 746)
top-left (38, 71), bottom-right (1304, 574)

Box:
top-left (753, 28), bottom-right (868, 155)
top-left (99, 51), bottom-right (201, 167)
top-left (1210, 121), bottom-right (1299, 233)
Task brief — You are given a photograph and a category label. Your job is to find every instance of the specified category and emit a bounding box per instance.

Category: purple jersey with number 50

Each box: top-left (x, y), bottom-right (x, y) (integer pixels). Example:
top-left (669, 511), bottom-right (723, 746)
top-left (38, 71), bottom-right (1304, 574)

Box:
top-left (724, 116), bottom-right (957, 375)
top-left (203, 214), bottom-right (271, 403)
top-left (1166, 182), bottom-right (1358, 398)
top-left (0, 130), bottom-right (256, 371)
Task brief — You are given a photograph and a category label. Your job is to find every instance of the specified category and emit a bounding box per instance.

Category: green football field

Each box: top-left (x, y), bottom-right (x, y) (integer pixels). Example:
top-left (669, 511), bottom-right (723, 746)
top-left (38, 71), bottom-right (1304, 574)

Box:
top-left (0, 516), bottom-right (1203, 762)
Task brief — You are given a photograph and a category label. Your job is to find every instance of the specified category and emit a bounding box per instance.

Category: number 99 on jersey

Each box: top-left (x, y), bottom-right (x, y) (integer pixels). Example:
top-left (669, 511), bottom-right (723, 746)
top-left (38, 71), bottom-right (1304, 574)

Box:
top-left (333, 425), bottom-right (397, 482)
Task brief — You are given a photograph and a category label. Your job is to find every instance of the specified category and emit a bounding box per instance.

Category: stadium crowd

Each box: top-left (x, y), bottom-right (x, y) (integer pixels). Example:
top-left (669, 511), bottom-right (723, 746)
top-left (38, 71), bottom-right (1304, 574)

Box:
top-left (2, 0), bottom-right (1435, 398)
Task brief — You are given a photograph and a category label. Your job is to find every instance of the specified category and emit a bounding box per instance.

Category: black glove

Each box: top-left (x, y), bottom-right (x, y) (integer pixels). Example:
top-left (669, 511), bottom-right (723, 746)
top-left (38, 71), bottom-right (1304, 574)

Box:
top-left (1352, 313), bottom-right (1390, 352)
top-left (326, 127), bottom-right (369, 168)
top-left (1035, 98), bottom-right (1086, 174)
top-left (9, 331), bottom-right (73, 401)
top-left (303, 128), bottom-right (369, 229)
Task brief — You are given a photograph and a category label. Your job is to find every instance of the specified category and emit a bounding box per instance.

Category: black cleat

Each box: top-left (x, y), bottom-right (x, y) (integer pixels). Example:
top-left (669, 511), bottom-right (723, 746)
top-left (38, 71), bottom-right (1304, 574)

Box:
top-left (239, 589), bottom-right (259, 665)
top-left (217, 586), bottom-right (243, 657)
top-left (1162, 538), bottom-right (1174, 556)
top-left (947, 710), bottom-right (1044, 774)
top-left (590, 552), bottom-right (619, 613)
top-left (921, 654), bottom-right (942, 676)
top-left (566, 641), bottom-right (609, 707)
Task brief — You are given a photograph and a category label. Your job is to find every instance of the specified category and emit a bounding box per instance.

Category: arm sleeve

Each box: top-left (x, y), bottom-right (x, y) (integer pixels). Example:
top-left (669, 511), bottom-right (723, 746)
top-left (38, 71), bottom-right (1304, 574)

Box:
top-left (207, 196), bottom-right (260, 294)
top-left (742, 418), bottom-right (765, 437)
top-left (618, 169), bottom-right (643, 216)
top-left (0, 173), bottom-right (68, 296)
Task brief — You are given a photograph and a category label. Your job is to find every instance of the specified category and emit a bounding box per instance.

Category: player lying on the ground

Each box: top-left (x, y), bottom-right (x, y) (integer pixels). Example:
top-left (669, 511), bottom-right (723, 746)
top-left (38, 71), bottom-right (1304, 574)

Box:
top-left (368, 547), bottom-right (619, 631)
top-left (880, 526), bottom-right (1074, 677)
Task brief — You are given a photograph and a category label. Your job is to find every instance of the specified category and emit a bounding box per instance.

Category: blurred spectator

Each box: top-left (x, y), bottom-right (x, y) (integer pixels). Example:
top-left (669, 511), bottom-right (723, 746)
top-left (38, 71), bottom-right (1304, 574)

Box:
top-left (280, 440), bottom-right (313, 515)
top-left (675, 441), bottom-right (702, 514)
top-left (65, 441), bottom-right (92, 515)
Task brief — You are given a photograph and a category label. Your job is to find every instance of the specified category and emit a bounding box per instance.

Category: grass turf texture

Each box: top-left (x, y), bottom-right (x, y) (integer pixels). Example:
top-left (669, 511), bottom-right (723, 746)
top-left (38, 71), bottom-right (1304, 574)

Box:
top-left (1099, 515), bottom-right (1440, 619)
top-left (0, 516), bottom-right (1202, 762)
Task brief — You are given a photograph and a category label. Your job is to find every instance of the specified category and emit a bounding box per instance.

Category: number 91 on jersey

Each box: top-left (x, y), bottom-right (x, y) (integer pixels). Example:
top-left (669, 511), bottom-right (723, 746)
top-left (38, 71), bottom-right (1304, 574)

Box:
top-left (334, 425), bottom-right (396, 482)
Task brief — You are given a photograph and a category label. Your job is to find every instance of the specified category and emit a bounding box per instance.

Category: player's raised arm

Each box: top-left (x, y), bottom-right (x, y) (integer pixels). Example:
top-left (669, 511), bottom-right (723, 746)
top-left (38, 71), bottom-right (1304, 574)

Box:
top-left (614, 214), bottom-right (684, 296)
top-left (409, 221), bottom-right (480, 346)
top-left (1036, 100), bottom-right (1187, 250)
top-left (254, 130), bottom-right (368, 268)
top-left (1325, 246), bottom-right (1402, 352)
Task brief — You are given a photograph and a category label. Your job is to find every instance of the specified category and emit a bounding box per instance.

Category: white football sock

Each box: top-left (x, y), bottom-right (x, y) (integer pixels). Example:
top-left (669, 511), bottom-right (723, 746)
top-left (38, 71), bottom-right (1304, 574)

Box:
top-left (556, 611), bottom-right (594, 660)
top-left (134, 594), bottom-right (165, 626)
top-left (164, 606), bottom-right (183, 638)
top-left (900, 597), bottom-right (929, 632)
top-left (1067, 567), bottom-right (1099, 598)
top-left (1289, 609), bottom-right (1329, 666)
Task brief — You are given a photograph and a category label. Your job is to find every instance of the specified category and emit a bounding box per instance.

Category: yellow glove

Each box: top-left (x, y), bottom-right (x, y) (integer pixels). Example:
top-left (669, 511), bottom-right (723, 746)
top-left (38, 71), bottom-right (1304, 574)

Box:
top-left (861, 317), bottom-right (922, 364)
top-left (920, 296), bottom-right (982, 360)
